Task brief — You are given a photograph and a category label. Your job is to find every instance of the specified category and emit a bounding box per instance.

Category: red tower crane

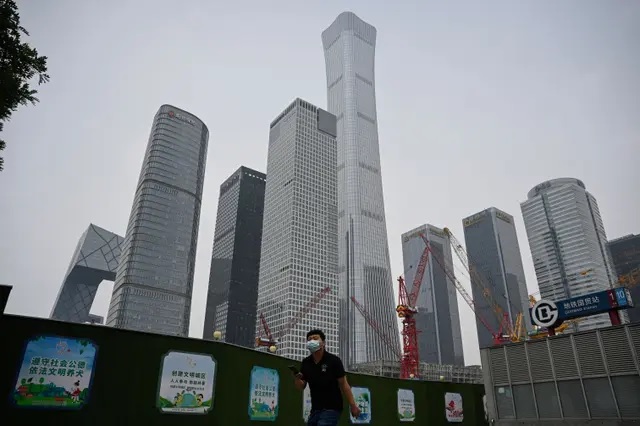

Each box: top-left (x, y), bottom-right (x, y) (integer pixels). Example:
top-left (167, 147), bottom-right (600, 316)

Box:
top-left (350, 233), bottom-right (430, 379)
top-left (396, 233), bottom-right (431, 379)
top-left (256, 286), bottom-right (332, 349)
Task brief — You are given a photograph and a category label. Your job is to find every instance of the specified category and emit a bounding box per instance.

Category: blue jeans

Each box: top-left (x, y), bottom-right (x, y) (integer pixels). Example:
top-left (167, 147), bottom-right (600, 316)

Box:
top-left (307, 409), bottom-right (340, 426)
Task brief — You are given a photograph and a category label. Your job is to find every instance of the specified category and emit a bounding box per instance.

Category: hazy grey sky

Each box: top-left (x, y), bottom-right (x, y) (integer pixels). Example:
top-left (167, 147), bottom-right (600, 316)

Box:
top-left (1, 0), bottom-right (638, 366)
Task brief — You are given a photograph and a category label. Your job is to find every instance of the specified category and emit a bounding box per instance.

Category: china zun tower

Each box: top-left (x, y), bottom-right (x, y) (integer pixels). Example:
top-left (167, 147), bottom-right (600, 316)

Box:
top-left (322, 12), bottom-right (401, 365)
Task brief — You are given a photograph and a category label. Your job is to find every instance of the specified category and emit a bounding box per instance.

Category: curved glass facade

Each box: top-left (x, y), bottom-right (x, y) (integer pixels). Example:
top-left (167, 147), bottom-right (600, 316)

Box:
top-left (322, 12), bottom-right (400, 365)
top-left (521, 178), bottom-right (618, 332)
top-left (106, 104), bottom-right (209, 336)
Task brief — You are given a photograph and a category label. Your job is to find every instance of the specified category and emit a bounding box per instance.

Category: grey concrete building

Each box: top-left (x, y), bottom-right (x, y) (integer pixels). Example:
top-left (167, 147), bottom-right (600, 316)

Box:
top-left (608, 234), bottom-right (640, 323)
top-left (203, 166), bottom-right (266, 347)
top-left (255, 98), bottom-right (339, 360)
top-left (322, 11), bottom-right (400, 366)
top-left (50, 224), bottom-right (123, 324)
top-left (401, 224), bottom-right (464, 366)
top-left (106, 105), bottom-right (209, 336)
top-left (463, 207), bottom-right (531, 348)
top-left (481, 322), bottom-right (640, 423)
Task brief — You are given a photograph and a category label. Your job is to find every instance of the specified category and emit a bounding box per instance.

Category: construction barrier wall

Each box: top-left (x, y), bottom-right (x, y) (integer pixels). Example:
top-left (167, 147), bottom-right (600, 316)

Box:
top-left (1, 315), bottom-right (488, 425)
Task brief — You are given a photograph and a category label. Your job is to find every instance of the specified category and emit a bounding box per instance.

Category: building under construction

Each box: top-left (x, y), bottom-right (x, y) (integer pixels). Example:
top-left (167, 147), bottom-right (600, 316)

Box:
top-left (350, 360), bottom-right (484, 384)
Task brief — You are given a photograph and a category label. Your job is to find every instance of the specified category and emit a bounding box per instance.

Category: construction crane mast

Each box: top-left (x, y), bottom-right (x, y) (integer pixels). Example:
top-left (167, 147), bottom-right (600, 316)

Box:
top-left (256, 286), bottom-right (332, 350)
top-left (350, 233), bottom-right (431, 379)
top-left (396, 233), bottom-right (431, 379)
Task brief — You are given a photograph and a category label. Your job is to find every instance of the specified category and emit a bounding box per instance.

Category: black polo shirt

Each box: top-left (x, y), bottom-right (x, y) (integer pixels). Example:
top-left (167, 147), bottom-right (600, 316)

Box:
top-left (300, 350), bottom-right (345, 412)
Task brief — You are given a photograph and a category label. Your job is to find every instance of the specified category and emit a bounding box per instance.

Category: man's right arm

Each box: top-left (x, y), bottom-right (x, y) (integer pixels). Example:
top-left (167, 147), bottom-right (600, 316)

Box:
top-left (294, 363), bottom-right (306, 391)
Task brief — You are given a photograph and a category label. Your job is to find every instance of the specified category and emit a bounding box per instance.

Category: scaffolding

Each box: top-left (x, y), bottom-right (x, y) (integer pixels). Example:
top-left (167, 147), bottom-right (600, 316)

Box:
top-left (350, 360), bottom-right (484, 384)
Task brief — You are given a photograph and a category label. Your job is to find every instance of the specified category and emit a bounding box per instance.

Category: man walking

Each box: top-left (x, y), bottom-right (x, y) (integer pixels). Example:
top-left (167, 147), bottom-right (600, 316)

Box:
top-left (293, 329), bottom-right (361, 426)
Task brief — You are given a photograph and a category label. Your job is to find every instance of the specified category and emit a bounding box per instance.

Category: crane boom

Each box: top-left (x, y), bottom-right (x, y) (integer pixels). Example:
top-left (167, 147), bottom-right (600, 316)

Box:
top-left (404, 234), bottom-right (431, 307)
top-left (350, 296), bottom-right (402, 360)
top-left (279, 286), bottom-right (332, 339)
top-left (256, 286), bottom-right (332, 348)
top-left (428, 247), bottom-right (498, 337)
top-left (443, 227), bottom-right (513, 335)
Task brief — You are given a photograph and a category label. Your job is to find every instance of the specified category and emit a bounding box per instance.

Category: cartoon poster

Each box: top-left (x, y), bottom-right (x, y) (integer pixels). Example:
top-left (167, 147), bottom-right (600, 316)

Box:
top-left (349, 387), bottom-right (372, 424)
top-left (248, 366), bottom-right (279, 421)
top-left (445, 392), bottom-right (464, 422)
top-left (397, 388), bottom-right (416, 422)
top-left (156, 351), bottom-right (216, 414)
top-left (303, 385), bottom-right (312, 422)
top-left (11, 335), bottom-right (97, 409)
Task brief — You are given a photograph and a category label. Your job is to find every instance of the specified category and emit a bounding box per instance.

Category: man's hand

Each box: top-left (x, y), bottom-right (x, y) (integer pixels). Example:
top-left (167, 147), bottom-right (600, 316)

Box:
top-left (350, 403), bottom-right (361, 418)
top-left (294, 373), bottom-right (306, 391)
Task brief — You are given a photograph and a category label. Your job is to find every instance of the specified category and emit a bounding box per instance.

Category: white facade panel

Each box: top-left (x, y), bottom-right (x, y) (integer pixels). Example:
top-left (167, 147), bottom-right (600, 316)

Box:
top-left (255, 99), bottom-right (339, 360)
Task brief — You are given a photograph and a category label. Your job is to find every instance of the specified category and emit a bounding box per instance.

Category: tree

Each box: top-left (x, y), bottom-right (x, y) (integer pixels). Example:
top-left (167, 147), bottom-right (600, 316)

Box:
top-left (0, 0), bottom-right (49, 171)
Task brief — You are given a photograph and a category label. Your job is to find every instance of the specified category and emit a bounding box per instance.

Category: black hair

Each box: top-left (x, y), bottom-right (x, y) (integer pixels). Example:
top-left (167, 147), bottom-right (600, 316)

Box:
top-left (306, 329), bottom-right (326, 341)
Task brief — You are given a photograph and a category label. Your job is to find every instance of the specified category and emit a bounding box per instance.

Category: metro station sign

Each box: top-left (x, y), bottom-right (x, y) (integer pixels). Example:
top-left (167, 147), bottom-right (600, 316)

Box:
top-left (530, 287), bottom-right (634, 328)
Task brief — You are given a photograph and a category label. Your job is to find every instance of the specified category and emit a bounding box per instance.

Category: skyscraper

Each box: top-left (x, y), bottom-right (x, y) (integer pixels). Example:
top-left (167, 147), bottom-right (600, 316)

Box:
top-left (462, 207), bottom-right (531, 348)
top-left (521, 178), bottom-right (617, 331)
top-left (107, 105), bottom-right (209, 336)
top-left (203, 166), bottom-right (266, 347)
top-left (51, 224), bottom-right (123, 324)
top-left (401, 224), bottom-right (464, 366)
top-left (322, 11), bottom-right (400, 365)
top-left (608, 234), bottom-right (640, 323)
top-left (255, 98), bottom-right (339, 360)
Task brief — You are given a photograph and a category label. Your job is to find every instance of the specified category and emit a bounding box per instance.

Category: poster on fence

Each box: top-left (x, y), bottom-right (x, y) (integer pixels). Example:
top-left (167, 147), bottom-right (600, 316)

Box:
top-left (349, 387), bottom-right (372, 424)
top-left (248, 366), bottom-right (279, 421)
top-left (445, 392), bottom-right (463, 422)
top-left (397, 388), bottom-right (416, 422)
top-left (12, 335), bottom-right (98, 409)
top-left (303, 385), bottom-right (312, 422)
top-left (156, 351), bottom-right (216, 414)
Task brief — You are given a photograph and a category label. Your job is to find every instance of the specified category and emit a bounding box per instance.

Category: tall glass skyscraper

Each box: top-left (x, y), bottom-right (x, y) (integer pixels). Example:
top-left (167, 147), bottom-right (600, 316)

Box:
top-left (401, 225), bottom-right (464, 366)
top-left (203, 166), bottom-right (266, 347)
top-left (463, 207), bottom-right (531, 348)
top-left (107, 105), bottom-right (209, 336)
top-left (322, 11), bottom-right (400, 365)
top-left (521, 178), bottom-right (619, 331)
top-left (255, 98), bottom-right (339, 360)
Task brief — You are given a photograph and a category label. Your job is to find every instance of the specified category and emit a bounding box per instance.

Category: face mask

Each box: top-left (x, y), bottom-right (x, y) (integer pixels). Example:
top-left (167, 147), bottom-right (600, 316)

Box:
top-left (307, 339), bottom-right (321, 353)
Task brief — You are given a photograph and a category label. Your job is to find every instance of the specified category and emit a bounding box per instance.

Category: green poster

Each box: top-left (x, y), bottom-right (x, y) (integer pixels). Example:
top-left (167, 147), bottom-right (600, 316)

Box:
top-left (12, 335), bottom-right (98, 409)
top-left (248, 366), bottom-right (279, 421)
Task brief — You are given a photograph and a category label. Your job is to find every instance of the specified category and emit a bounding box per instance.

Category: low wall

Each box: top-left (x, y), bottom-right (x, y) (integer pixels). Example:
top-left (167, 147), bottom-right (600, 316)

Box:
top-left (0, 315), bottom-right (487, 425)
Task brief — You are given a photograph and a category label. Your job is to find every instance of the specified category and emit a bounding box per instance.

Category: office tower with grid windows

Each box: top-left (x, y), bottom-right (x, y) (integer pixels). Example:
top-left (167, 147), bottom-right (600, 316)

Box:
top-left (203, 166), bottom-right (266, 346)
top-left (401, 224), bottom-right (465, 366)
top-left (255, 98), bottom-right (339, 360)
top-left (106, 105), bottom-right (208, 336)
top-left (608, 234), bottom-right (640, 323)
top-left (463, 207), bottom-right (531, 348)
top-left (521, 178), bottom-right (619, 332)
top-left (322, 12), bottom-right (400, 365)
